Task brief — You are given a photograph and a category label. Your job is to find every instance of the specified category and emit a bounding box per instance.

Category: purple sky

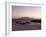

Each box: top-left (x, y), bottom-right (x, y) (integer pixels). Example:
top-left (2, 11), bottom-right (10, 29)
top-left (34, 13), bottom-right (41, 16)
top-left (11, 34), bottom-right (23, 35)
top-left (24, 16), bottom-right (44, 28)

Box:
top-left (12, 6), bottom-right (41, 19)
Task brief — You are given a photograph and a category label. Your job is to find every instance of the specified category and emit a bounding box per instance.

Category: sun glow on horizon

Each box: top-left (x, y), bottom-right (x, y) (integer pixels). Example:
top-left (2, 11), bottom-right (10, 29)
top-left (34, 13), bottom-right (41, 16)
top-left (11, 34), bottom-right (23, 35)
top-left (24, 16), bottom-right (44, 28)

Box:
top-left (12, 6), bottom-right (41, 19)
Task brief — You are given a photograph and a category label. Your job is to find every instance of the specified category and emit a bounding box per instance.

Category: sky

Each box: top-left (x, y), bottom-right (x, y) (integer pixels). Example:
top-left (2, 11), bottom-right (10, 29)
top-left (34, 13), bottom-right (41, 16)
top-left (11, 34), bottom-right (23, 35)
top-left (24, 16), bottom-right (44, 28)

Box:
top-left (12, 6), bottom-right (41, 19)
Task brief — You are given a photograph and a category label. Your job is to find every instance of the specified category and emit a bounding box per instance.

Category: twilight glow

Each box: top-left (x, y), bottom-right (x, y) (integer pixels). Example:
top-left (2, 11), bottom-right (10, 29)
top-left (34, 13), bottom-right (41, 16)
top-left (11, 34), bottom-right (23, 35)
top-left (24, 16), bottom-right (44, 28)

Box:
top-left (12, 6), bottom-right (41, 19)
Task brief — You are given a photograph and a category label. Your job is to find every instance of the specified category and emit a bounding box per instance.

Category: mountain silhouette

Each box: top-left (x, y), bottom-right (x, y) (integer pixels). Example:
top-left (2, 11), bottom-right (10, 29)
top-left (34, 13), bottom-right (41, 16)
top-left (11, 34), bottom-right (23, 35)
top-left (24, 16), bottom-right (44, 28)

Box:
top-left (12, 17), bottom-right (41, 24)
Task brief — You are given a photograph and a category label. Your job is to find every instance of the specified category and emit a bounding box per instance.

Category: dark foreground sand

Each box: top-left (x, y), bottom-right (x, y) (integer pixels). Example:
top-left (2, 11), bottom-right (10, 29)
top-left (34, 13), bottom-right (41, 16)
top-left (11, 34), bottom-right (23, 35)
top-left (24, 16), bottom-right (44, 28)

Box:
top-left (12, 22), bottom-right (41, 31)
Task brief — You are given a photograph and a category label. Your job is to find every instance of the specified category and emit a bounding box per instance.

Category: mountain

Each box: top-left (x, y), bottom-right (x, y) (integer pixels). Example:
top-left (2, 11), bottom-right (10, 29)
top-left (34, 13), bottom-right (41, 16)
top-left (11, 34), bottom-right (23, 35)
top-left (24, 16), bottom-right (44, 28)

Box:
top-left (15, 17), bottom-right (35, 20)
top-left (12, 17), bottom-right (41, 25)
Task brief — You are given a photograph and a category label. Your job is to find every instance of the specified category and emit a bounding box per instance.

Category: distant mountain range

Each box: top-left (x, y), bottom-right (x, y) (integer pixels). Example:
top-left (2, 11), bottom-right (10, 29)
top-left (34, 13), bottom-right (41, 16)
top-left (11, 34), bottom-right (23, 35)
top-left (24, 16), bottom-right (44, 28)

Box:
top-left (12, 17), bottom-right (41, 23)
top-left (14, 17), bottom-right (41, 20)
